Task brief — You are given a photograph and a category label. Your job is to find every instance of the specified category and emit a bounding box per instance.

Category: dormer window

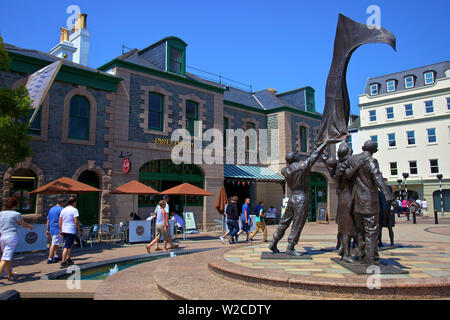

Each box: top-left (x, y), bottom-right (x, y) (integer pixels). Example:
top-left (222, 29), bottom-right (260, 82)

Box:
top-left (386, 80), bottom-right (396, 92)
top-left (424, 71), bottom-right (435, 85)
top-left (405, 76), bottom-right (415, 89)
top-left (166, 38), bottom-right (187, 76)
top-left (369, 83), bottom-right (379, 95)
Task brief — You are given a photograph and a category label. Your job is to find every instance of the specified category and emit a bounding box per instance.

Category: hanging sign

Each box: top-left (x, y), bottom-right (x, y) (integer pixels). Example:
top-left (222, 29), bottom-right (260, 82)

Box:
top-left (122, 158), bottom-right (131, 174)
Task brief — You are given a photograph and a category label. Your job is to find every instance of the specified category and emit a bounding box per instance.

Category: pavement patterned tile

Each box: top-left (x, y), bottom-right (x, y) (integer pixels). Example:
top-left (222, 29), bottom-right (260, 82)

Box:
top-left (223, 240), bottom-right (450, 281)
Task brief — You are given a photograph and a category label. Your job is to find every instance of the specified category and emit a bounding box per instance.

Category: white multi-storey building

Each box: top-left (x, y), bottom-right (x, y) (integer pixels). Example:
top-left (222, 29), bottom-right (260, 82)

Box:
top-left (358, 61), bottom-right (450, 214)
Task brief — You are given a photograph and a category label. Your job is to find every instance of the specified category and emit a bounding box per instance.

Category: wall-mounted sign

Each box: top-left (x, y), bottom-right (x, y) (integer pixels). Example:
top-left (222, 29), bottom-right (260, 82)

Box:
top-left (154, 138), bottom-right (194, 148)
top-left (122, 158), bottom-right (131, 174)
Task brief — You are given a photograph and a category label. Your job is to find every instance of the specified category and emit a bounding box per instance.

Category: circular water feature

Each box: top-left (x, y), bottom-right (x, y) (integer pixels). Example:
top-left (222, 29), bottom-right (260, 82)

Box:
top-left (48, 248), bottom-right (218, 281)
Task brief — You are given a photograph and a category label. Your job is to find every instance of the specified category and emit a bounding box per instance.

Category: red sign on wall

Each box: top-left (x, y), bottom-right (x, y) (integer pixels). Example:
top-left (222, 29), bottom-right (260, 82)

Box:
top-left (122, 158), bottom-right (131, 174)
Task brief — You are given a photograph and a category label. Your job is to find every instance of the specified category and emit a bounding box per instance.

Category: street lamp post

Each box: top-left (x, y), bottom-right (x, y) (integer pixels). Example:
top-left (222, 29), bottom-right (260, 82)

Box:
top-left (397, 178), bottom-right (403, 200)
top-left (437, 174), bottom-right (444, 217)
top-left (403, 173), bottom-right (412, 222)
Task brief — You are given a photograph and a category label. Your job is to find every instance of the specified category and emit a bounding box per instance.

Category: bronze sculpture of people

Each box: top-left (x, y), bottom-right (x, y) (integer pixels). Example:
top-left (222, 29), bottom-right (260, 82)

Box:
top-left (269, 142), bottom-right (328, 256)
top-left (343, 140), bottom-right (394, 265)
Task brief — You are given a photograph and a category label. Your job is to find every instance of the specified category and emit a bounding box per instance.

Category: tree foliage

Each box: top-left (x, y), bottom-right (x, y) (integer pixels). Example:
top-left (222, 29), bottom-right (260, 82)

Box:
top-left (0, 34), bottom-right (33, 167)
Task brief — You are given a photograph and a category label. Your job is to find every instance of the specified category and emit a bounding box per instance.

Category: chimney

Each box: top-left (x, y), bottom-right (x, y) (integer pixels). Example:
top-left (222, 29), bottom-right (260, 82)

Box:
top-left (60, 28), bottom-right (69, 42)
top-left (79, 13), bottom-right (87, 29)
top-left (68, 12), bottom-right (90, 66)
top-left (267, 88), bottom-right (278, 94)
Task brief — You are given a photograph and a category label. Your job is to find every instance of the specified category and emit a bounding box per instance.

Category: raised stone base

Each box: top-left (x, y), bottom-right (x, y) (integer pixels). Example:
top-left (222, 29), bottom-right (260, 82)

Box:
top-left (261, 252), bottom-right (313, 260)
top-left (331, 258), bottom-right (409, 274)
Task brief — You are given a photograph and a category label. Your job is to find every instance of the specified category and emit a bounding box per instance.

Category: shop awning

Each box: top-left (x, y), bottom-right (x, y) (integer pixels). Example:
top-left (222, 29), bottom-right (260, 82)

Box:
top-left (224, 165), bottom-right (284, 182)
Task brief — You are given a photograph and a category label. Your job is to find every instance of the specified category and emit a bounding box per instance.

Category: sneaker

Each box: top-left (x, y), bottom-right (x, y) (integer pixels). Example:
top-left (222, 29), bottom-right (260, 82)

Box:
top-left (60, 261), bottom-right (69, 269)
top-left (67, 258), bottom-right (74, 265)
top-left (47, 259), bottom-right (56, 264)
top-left (228, 238), bottom-right (234, 245)
top-left (220, 236), bottom-right (225, 244)
top-left (54, 256), bottom-right (62, 262)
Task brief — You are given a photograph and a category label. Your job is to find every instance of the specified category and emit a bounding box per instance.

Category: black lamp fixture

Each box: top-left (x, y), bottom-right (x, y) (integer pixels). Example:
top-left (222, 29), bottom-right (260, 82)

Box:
top-left (437, 173), bottom-right (443, 181)
top-left (402, 172), bottom-right (409, 180)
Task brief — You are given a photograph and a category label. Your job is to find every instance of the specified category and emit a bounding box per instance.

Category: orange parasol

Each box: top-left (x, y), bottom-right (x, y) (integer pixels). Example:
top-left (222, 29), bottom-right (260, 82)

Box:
top-left (30, 177), bottom-right (100, 194)
top-left (160, 183), bottom-right (215, 196)
top-left (110, 180), bottom-right (159, 195)
top-left (110, 180), bottom-right (159, 219)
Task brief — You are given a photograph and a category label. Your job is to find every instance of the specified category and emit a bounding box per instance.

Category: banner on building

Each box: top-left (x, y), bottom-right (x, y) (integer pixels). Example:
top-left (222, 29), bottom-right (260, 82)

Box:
top-left (15, 224), bottom-right (47, 253)
top-left (25, 60), bottom-right (63, 125)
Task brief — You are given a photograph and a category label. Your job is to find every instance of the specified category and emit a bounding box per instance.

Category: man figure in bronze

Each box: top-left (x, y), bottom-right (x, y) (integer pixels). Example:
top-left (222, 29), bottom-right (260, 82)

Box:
top-left (269, 142), bottom-right (328, 256)
top-left (323, 142), bottom-right (366, 263)
top-left (343, 140), bottom-right (394, 265)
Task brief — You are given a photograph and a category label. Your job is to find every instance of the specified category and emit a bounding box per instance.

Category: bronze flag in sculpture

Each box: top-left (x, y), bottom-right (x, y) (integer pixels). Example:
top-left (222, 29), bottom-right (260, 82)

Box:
top-left (315, 14), bottom-right (396, 145)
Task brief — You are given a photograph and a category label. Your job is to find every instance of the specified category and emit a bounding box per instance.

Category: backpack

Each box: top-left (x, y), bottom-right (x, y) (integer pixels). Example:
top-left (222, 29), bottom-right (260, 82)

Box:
top-left (253, 205), bottom-right (262, 216)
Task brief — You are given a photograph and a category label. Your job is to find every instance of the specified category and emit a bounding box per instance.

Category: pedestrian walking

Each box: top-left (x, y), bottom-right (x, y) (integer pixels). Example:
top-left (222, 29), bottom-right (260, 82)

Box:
top-left (219, 197), bottom-right (232, 244)
top-left (401, 198), bottom-right (410, 220)
top-left (46, 197), bottom-right (65, 264)
top-left (225, 196), bottom-right (239, 244)
top-left (0, 197), bottom-right (34, 281)
top-left (237, 198), bottom-right (251, 242)
top-left (146, 200), bottom-right (169, 253)
top-left (415, 198), bottom-right (422, 216)
top-left (59, 197), bottom-right (81, 268)
top-left (422, 198), bottom-right (429, 217)
top-left (250, 200), bottom-right (268, 242)
top-left (378, 190), bottom-right (395, 247)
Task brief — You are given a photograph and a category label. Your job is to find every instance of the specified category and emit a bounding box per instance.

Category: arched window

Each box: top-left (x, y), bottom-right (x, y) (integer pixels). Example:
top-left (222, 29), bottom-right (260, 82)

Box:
top-left (139, 160), bottom-right (204, 208)
top-left (68, 95), bottom-right (90, 140)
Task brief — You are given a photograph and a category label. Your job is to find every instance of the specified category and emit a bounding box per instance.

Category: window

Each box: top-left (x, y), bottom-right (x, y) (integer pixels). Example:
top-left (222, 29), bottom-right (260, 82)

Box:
top-left (370, 135), bottom-right (378, 145)
top-left (169, 47), bottom-right (183, 74)
top-left (369, 84), bottom-right (378, 95)
top-left (390, 162), bottom-right (398, 176)
top-left (405, 76), bottom-right (414, 88)
top-left (68, 95), bottom-right (90, 140)
top-left (28, 107), bottom-right (41, 136)
top-left (245, 122), bottom-right (256, 151)
top-left (386, 107), bottom-right (394, 119)
top-left (405, 104), bottom-right (413, 116)
top-left (387, 133), bottom-right (396, 147)
top-left (299, 126), bottom-right (307, 153)
top-left (223, 117), bottom-right (229, 146)
top-left (407, 131), bottom-right (415, 145)
top-left (425, 100), bottom-right (434, 113)
top-left (185, 100), bottom-right (198, 136)
top-left (424, 72), bottom-right (434, 84)
top-left (148, 92), bottom-right (164, 131)
top-left (430, 159), bottom-right (439, 174)
top-left (409, 161), bottom-right (418, 175)
top-left (346, 135), bottom-right (352, 149)
top-left (369, 110), bottom-right (377, 122)
top-left (386, 80), bottom-right (396, 92)
top-left (427, 128), bottom-right (437, 143)
top-left (447, 97), bottom-right (450, 110)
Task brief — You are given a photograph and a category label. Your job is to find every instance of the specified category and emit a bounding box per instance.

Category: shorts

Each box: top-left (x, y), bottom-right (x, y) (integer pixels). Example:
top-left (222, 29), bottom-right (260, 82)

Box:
top-left (155, 224), bottom-right (169, 240)
top-left (0, 234), bottom-right (19, 261)
top-left (62, 233), bottom-right (76, 249)
top-left (241, 220), bottom-right (250, 233)
top-left (51, 234), bottom-right (62, 246)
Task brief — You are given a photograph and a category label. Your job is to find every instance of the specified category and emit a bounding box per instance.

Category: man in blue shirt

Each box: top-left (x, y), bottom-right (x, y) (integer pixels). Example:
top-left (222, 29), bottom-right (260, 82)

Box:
top-left (237, 198), bottom-right (251, 242)
top-left (46, 197), bottom-right (65, 264)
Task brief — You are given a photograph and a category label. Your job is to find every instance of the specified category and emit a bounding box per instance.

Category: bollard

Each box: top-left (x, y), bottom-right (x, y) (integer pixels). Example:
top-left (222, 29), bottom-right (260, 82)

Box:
top-left (413, 210), bottom-right (416, 224)
top-left (434, 210), bottom-right (439, 224)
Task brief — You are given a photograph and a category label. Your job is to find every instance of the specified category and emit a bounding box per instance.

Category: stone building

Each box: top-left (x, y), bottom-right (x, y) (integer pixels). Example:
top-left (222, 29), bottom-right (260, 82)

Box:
top-left (0, 15), bottom-right (338, 230)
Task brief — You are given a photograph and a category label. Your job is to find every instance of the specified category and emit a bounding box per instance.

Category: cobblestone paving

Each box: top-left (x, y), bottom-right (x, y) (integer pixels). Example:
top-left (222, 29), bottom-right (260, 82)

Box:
top-left (224, 240), bottom-right (450, 279)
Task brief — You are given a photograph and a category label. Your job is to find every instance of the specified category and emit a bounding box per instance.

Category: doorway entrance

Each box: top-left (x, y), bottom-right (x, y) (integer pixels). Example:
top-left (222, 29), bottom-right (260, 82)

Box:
top-left (10, 169), bottom-right (37, 214)
top-left (308, 172), bottom-right (327, 222)
top-left (77, 170), bottom-right (100, 226)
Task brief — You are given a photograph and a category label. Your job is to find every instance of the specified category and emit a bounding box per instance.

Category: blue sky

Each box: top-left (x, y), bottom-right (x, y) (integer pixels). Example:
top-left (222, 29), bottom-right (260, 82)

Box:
top-left (1, 0), bottom-right (449, 115)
